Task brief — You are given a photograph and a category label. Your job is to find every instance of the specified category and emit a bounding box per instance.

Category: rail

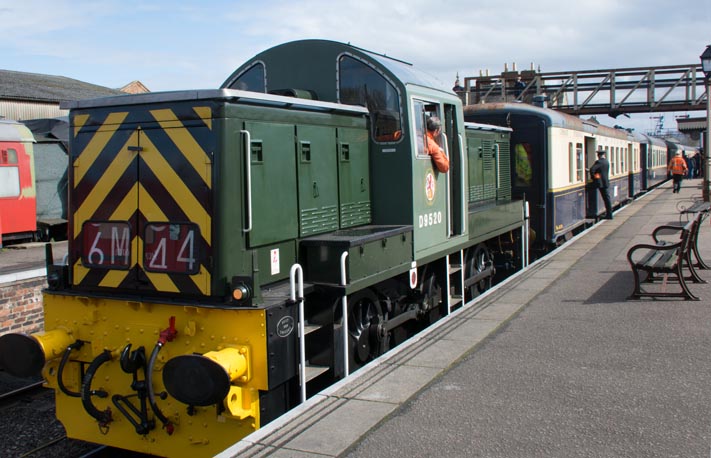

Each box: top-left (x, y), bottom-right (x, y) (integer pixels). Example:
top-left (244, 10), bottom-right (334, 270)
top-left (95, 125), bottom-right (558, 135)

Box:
top-left (340, 251), bottom-right (350, 377)
top-left (289, 264), bottom-right (306, 403)
top-left (240, 130), bottom-right (253, 233)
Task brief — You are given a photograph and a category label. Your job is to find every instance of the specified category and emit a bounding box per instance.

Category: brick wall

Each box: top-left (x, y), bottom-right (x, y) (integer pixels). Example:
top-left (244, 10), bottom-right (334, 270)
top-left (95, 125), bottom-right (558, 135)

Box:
top-left (0, 276), bottom-right (46, 335)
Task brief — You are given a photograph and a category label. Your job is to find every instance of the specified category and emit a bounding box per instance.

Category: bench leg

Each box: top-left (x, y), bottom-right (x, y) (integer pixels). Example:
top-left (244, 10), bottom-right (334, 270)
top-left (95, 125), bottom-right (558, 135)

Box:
top-left (676, 265), bottom-right (700, 301)
top-left (691, 243), bottom-right (710, 270)
top-left (628, 266), bottom-right (645, 300)
top-left (683, 248), bottom-right (706, 284)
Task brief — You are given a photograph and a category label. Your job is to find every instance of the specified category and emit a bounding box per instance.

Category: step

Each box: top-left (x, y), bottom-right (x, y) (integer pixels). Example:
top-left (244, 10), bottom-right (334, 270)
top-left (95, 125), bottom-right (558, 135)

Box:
top-left (303, 323), bottom-right (322, 336)
top-left (304, 364), bottom-right (329, 382)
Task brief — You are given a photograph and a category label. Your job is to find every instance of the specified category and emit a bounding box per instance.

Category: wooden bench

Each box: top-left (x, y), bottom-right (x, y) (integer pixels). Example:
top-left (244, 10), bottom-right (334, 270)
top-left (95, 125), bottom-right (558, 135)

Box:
top-left (626, 213), bottom-right (705, 301)
top-left (679, 200), bottom-right (710, 270)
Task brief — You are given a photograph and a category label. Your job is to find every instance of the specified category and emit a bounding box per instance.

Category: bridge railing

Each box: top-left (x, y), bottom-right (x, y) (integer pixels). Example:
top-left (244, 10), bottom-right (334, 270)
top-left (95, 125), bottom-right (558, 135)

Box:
top-left (460, 64), bottom-right (708, 116)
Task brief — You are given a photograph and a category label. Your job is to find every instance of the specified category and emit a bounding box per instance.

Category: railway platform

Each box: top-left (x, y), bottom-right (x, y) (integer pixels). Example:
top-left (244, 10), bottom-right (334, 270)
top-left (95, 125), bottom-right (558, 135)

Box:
top-left (218, 178), bottom-right (711, 458)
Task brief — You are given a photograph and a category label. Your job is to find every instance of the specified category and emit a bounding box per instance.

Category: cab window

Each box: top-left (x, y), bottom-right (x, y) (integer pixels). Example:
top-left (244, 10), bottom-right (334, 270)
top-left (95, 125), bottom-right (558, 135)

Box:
top-left (413, 100), bottom-right (441, 158)
top-left (0, 148), bottom-right (20, 198)
top-left (339, 55), bottom-right (402, 143)
top-left (228, 62), bottom-right (266, 93)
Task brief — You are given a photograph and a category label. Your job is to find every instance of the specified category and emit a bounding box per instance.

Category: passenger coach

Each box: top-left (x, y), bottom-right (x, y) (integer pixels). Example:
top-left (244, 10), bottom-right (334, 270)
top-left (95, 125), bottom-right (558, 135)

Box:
top-left (464, 103), bottom-right (637, 252)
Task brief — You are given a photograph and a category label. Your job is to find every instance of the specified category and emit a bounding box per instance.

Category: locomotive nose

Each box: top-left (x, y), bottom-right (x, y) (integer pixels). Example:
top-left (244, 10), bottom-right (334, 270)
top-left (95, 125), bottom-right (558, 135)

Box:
top-left (0, 329), bottom-right (74, 377)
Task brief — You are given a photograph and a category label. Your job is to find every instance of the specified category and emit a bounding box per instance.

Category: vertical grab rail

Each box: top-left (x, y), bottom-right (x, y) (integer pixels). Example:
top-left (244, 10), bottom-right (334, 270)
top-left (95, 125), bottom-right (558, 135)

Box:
top-left (240, 130), bottom-right (253, 233)
top-left (523, 201), bottom-right (530, 268)
top-left (442, 132), bottom-right (452, 235)
top-left (458, 134), bottom-right (466, 234)
top-left (340, 252), bottom-right (349, 377)
top-left (494, 143), bottom-right (501, 189)
top-left (289, 264), bottom-right (306, 403)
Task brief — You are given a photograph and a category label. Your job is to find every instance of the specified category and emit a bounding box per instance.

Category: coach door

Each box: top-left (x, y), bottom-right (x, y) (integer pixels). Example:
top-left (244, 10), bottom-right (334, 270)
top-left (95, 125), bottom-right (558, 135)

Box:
top-left (584, 136), bottom-right (599, 218)
top-left (71, 107), bottom-right (214, 296)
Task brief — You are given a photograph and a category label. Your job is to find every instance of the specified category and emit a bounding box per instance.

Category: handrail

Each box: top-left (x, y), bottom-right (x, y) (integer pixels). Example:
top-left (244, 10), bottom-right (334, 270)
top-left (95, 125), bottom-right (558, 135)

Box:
top-left (289, 264), bottom-right (306, 403)
top-left (458, 134), bottom-right (466, 234)
top-left (494, 143), bottom-right (500, 189)
top-left (240, 130), bottom-right (253, 233)
top-left (442, 132), bottom-right (451, 235)
top-left (340, 251), bottom-right (349, 377)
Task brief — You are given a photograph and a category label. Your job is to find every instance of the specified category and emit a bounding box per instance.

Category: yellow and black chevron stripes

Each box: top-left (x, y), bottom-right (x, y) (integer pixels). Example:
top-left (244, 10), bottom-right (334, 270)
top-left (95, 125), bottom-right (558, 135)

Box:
top-left (70, 104), bottom-right (214, 297)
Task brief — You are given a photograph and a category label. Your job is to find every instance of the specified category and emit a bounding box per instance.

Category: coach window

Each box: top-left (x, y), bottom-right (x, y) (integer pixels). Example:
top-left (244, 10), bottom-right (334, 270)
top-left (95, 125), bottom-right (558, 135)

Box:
top-left (228, 62), bottom-right (266, 93)
top-left (568, 143), bottom-right (575, 183)
top-left (0, 148), bottom-right (20, 198)
top-left (339, 55), bottom-right (402, 143)
top-left (575, 143), bottom-right (584, 182)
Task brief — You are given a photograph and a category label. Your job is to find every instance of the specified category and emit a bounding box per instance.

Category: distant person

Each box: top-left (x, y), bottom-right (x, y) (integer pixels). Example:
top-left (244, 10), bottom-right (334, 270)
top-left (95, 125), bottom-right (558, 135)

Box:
top-left (513, 76), bottom-right (525, 98)
top-left (589, 150), bottom-right (613, 219)
top-left (425, 117), bottom-right (450, 173)
top-left (668, 151), bottom-right (688, 193)
top-left (684, 156), bottom-right (695, 178)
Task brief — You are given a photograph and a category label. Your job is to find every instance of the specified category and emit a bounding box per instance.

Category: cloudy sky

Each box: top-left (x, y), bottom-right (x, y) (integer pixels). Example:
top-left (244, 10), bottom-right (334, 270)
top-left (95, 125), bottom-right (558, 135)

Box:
top-left (2, 0), bottom-right (710, 132)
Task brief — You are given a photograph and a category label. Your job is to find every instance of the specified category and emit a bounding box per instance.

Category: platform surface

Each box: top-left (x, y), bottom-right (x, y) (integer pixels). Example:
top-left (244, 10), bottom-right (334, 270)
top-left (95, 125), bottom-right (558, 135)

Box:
top-left (217, 178), bottom-right (711, 458)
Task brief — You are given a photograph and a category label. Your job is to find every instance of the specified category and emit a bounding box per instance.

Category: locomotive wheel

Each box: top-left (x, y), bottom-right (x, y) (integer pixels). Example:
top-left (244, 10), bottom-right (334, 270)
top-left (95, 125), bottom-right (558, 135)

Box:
top-left (465, 245), bottom-right (493, 300)
top-left (348, 289), bottom-right (385, 369)
top-left (420, 271), bottom-right (442, 314)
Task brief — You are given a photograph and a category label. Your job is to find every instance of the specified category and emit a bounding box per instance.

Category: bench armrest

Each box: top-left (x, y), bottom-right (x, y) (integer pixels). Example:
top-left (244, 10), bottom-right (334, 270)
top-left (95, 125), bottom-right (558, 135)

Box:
top-left (652, 224), bottom-right (684, 243)
top-left (627, 242), bottom-right (681, 264)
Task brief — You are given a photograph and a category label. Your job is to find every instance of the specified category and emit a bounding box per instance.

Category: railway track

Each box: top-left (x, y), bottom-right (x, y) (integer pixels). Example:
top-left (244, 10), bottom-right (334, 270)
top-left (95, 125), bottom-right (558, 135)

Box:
top-left (0, 380), bottom-right (46, 407)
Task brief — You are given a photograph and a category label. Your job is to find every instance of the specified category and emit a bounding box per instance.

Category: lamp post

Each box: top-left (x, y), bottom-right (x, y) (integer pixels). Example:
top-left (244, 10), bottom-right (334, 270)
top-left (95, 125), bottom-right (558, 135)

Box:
top-left (701, 45), bottom-right (711, 202)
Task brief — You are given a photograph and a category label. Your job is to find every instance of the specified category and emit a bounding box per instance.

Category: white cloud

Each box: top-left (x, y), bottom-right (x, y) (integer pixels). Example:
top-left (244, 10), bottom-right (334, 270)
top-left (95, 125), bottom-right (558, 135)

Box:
top-left (1, 0), bottom-right (709, 132)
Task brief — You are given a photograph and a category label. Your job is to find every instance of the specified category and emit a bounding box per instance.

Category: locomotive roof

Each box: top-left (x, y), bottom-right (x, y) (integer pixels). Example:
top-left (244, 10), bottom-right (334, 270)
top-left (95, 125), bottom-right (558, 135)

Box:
top-left (222, 39), bottom-right (453, 99)
top-left (0, 119), bottom-right (34, 143)
top-left (464, 122), bottom-right (512, 133)
top-left (464, 102), bottom-right (631, 140)
top-left (61, 88), bottom-right (369, 116)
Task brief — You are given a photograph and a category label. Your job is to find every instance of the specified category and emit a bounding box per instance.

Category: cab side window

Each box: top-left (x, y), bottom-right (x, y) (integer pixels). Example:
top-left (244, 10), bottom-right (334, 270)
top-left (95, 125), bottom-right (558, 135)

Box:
top-left (227, 62), bottom-right (266, 93)
top-left (339, 55), bottom-right (402, 143)
top-left (413, 100), bottom-right (441, 158)
top-left (0, 148), bottom-right (20, 198)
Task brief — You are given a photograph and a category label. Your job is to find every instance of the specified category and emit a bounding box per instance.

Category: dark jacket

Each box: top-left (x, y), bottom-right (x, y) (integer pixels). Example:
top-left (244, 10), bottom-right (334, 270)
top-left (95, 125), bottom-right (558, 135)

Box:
top-left (590, 157), bottom-right (610, 189)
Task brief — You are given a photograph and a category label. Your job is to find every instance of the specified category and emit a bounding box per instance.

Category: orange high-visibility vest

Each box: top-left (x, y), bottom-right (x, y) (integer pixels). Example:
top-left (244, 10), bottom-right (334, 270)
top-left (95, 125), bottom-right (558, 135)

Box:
top-left (669, 156), bottom-right (687, 175)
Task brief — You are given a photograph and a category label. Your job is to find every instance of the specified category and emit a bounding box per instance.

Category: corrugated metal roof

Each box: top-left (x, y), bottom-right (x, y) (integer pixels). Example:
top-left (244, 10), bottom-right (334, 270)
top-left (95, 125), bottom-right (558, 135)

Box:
top-left (0, 100), bottom-right (68, 121)
top-left (0, 69), bottom-right (124, 103)
top-left (677, 117), bottom-right (707, 131)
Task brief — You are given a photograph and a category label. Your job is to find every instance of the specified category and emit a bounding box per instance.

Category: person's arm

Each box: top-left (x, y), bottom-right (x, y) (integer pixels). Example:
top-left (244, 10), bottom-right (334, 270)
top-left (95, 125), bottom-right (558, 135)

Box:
top-left (426, 134), bottom-right (450, 173)
top-left (429, 147), bottom-right (450, 173)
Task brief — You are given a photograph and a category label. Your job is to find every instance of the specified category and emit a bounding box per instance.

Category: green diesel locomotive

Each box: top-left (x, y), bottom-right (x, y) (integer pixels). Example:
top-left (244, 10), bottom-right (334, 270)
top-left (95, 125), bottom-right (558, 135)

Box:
top-left (0, 40), bottom-right (525, 457)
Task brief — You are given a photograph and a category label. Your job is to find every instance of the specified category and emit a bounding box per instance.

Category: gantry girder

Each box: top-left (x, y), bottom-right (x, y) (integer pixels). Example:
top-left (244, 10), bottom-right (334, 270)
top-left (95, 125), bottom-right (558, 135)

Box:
top-left (461, 64), bottom-right (707, 117)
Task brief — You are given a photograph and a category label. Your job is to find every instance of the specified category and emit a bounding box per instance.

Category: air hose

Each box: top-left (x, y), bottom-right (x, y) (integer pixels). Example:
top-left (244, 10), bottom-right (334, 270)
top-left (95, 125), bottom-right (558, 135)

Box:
top-left (57, 340), bottom-right (84, 398)
top-left (146, 316), bottom-right (177, 435)
top-left (147, 342), bottom-right (173, 434)
top-left (80, 350), bottom-right (113, 426)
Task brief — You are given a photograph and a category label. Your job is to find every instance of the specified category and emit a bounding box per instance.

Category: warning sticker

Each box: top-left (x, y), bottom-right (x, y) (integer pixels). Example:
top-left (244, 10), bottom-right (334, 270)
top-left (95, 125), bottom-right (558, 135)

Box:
top-left (271, 249), bottom-right (280, 275)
